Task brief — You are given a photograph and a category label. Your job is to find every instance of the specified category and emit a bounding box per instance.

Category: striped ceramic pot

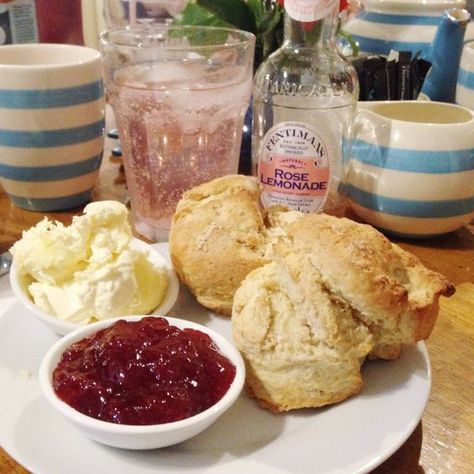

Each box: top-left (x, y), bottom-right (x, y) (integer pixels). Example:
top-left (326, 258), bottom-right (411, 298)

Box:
top-left (0, 44), bottom-right (105, 211)
top-left (456, 41), bottom-right (474, 109)
top-left (346, 101), bottom-right (474, 238)
top-left (342, 0), bottom-right (474, 60)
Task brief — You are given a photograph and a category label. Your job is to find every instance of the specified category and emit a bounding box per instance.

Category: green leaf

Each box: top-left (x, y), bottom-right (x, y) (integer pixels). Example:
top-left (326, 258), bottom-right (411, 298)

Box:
top-left (174, 3), bottom-right (232, 28)
top-left (196, 0), bottom-right (258, 33)
top-left (174, 1), bottom-right (284, 68)
top-left (171, 4), bottom-right (233, 45)
top-left (246, 0), bottom-right (265, 23)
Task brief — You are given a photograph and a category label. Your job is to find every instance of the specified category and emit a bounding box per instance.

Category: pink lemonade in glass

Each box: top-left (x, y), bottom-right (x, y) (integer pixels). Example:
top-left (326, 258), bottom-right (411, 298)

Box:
top-left (108, 61), bottom-right (252, 241)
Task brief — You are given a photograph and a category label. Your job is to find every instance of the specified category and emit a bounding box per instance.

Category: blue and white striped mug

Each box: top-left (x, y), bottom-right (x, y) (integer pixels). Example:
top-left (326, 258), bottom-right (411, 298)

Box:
top-left (0, 44), bottom-right (105, 211)
top-left (456, 41), bottom-right (474, 109)
top-left (346, 101), bottom-right (474, 238)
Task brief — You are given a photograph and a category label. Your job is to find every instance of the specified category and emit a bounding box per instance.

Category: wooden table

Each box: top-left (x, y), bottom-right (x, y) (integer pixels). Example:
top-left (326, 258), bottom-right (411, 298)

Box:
top-left (0, 138), bottom-right (473, 474)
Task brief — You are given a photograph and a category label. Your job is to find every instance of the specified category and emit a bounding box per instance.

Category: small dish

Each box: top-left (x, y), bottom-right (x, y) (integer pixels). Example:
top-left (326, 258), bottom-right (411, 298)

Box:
top-left (38, 315), bottom-right (245, 450)
top-left (10, 238), bottom-right (179, 336)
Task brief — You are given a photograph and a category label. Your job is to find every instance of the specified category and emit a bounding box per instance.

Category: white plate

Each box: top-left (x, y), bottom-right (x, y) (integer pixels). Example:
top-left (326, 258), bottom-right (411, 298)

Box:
top-left (0, 243), bottom-right (431, 474)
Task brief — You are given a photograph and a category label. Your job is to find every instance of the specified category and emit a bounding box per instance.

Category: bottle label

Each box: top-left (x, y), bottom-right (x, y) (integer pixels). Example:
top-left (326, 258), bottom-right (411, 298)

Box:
top-left (285, 0), bottom-right (338, 22)
top-left (0, 0), bottom-right (38, 45)
top-left (258, 121), bottom-right (330, 213)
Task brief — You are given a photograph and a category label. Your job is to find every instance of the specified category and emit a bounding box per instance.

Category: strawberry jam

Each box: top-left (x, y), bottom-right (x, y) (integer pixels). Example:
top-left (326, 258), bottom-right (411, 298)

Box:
top-left (52, 317), bottom-right (236, 425)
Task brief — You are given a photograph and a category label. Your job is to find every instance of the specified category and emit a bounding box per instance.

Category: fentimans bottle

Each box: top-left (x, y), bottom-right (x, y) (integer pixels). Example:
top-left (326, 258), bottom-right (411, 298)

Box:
top-left (252, 0), bottom-right (359, 216)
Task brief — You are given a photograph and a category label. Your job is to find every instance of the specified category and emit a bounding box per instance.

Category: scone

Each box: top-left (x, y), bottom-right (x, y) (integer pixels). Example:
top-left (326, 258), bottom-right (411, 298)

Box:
top-left (275, 214), bottom-right (455, 360)
top-left (169, 175), bottom-right (302, 315)
top-left (232, 260), bottom-right (374, 412)
top-left (169, 175), bottom-right (269, 315)
top-left (232, 213), bottom-right (454, 412)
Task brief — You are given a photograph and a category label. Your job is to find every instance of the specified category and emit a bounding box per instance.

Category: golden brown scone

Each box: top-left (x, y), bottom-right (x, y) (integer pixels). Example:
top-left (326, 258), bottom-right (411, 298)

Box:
top-left (169, 175), bottom-right (303, 315)
top-left (169, 175), bottom-right (269, 315)
top-left (232, 260), bottom-right (374, 412)
top-left (232, 214), bottom-right (454, 411)
top-left (274, 214), bottom-right (455, 360)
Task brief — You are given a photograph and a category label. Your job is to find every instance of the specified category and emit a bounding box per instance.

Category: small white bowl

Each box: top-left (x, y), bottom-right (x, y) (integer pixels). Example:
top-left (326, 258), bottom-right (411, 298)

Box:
top-left (39, 315), bottom-right (245, 450)
top-left (10, 238), bottom-right (179, 336)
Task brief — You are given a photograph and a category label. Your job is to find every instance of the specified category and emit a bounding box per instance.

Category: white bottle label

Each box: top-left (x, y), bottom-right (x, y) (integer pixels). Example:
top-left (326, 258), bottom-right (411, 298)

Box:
top-left (285, 0), bottom-right (338, 22)
top-left (0, 0), bottom-right (38, 45)
top-left (258, 121), bottom-right (330, 213)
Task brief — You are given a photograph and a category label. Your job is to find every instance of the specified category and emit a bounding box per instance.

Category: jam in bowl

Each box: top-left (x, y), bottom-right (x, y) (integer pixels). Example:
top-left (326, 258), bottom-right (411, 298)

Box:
top-left (39, 315), bottom-right (245, 449)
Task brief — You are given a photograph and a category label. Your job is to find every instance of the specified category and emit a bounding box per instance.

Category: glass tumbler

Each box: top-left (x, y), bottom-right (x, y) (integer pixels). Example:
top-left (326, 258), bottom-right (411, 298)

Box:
top-left (100, 25), bottom-right (255, 241)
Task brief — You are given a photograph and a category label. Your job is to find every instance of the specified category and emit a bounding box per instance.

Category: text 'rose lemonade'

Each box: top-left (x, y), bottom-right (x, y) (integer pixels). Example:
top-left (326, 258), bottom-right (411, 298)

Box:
top-left (109, 60), bottom-right (252, 241)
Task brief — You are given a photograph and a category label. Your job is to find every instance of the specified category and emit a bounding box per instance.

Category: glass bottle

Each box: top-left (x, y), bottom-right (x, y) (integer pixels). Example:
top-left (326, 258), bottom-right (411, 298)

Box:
top-left (251, 0), bottom-right (359, 216)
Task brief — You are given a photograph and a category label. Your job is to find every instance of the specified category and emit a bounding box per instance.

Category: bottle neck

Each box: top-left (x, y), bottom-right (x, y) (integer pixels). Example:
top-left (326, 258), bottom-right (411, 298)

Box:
top-left (283, 3), bottom-right (339, 50)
